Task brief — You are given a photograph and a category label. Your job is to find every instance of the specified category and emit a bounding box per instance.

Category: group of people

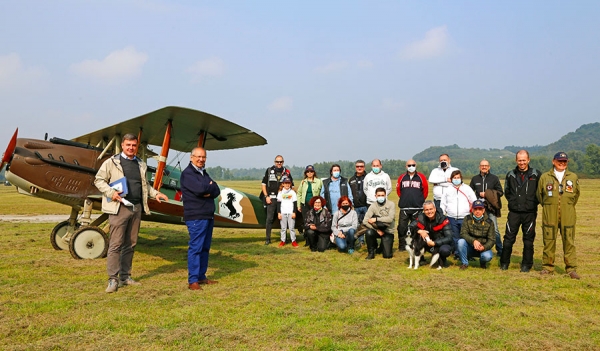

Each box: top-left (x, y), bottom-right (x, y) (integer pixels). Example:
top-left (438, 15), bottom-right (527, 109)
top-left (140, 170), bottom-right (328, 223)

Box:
top-left (93, 139), bottom-right (582, 294)
top-left (262, 151), bottom-right (581, 279)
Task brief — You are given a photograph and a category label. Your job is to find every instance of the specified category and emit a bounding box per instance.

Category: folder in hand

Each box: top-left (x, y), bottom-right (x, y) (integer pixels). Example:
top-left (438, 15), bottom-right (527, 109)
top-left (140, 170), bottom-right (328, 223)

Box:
top-left (107, 177), bottom-right (128, 202)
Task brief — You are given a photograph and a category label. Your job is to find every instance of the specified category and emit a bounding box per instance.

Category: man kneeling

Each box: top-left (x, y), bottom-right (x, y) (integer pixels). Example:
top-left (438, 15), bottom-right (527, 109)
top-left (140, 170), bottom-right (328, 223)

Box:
top-left (407, 200), bottom-right (453, 269)
top-left (364, 187), bottom-right (396, 259)
top-left (457, 200), bottom-right (495, 269)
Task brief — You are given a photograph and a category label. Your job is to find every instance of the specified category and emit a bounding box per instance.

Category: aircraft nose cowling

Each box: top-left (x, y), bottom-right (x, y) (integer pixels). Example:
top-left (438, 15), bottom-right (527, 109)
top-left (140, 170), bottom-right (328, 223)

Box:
top-left (1, 128), bottom-right (18, 170)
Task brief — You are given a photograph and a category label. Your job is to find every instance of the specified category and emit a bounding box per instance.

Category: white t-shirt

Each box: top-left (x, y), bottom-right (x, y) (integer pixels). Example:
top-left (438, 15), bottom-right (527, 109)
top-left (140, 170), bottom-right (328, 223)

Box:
top-left (277, 188), bottom-right (297, 214)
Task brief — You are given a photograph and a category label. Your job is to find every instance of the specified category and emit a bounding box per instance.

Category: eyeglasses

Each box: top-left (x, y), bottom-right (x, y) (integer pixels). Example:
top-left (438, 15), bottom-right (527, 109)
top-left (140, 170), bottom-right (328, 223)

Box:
top-left (407, 164), bottom-right (416, 167)
top-left (480, 165), bottom-right (489, 168)
top-left (275, 160), bottom-right (283, 164)
top-left (191, 155), bottom-right (205, 158)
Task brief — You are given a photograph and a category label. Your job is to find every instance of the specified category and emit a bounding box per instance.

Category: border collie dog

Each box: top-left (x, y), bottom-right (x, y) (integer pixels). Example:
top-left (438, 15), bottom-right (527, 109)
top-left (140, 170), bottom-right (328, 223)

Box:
top-left (405, 228), bottom-right (441, 270)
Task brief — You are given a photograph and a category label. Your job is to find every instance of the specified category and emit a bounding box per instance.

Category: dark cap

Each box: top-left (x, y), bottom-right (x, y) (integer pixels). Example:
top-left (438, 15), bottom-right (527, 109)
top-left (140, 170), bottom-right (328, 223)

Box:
top-left (472, 199), bottom-right (485, 209)
top-left (305, 165), bottom-right (315, 172)
top-left (553, 152), bottom-right (568, 161)
top-left (281, 176), bottom-right (291, 183)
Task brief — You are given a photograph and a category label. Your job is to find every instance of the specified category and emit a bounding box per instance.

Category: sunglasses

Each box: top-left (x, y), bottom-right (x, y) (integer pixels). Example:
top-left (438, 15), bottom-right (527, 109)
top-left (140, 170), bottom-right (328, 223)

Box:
top-left (275, 161), bottom-right (283, 164)
top-left (407, 164), bottom-right (416, 167)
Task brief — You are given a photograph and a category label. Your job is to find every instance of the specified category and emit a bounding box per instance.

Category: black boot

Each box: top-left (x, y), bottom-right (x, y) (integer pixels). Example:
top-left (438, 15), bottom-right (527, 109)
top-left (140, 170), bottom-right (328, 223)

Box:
top-left (365, 250), bottom-right (375, 260)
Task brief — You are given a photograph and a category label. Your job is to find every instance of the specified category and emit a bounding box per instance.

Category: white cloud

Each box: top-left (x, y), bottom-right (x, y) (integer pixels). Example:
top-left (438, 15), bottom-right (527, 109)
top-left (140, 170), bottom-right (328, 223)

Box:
top-left (315, 61), bottom-right (349, 74)
top-left (70, 46), bottom-right (148, 84)
top-left (187, 57), bottom-right (225, 82)
top-left (382, 98), bottom-right (406, 112)
top-left (400, 25), bottom-right (449, 60)
top-left (0, 53), bottom-right (45, 90)
top-left (267, 97), bottom-right (293, 113)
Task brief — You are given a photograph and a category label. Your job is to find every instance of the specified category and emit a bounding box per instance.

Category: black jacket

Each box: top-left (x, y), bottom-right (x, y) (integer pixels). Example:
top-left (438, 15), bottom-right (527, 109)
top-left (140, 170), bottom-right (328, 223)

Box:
top-left (349, 173), bottom-right (367, 208)
top-left (408, 211), bottom-right (453, 247)
top-left (469, 172), bottom-right (503, 216)
top-left (504, 166), bottom-right (541, 213)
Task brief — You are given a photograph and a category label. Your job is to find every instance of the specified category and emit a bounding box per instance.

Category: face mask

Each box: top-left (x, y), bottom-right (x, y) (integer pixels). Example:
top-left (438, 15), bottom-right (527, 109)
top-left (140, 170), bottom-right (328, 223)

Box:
top-left (376, 196), bottom-right (386, 204)
top-left (341, 205), bottom-right (350, 211)
top-left (452, 179), bottom-right (462, 186)
top-left (372, 167), bottom-right (381, 174)
top-left (407, 166), bottom-right (416, 173)
top-left (473, 214), bottom-right (484, 221)
top-left (332, 171), bottom-right (340, 178)
top-left (440, 161), bottom-right (448, 169)
top-left (314, 207), bottom-right (322, 212)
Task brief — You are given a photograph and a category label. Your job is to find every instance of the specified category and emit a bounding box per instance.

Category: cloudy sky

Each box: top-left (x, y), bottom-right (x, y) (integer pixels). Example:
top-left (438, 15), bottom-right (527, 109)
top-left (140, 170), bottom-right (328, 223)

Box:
top-left (1, 1), bottom-right (599, 169)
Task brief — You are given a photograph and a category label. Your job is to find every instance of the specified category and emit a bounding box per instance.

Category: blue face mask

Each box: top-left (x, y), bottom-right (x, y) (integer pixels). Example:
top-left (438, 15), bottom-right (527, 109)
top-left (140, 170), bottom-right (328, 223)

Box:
top-left (372, 167), bottom-right (381, 174)
top-left (376, 196), bottom-right (386, 204)
top-left (473, 214), bottom-right (484, 221)
top-left (452, 179), bottom-right (462, 186)
top-left (332, 171), bottom-right (340, 178)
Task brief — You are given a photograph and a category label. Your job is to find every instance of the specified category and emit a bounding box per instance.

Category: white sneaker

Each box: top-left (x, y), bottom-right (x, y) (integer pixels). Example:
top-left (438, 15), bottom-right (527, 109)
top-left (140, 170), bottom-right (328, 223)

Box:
top-left (105, 279), bottom-right (118, 293)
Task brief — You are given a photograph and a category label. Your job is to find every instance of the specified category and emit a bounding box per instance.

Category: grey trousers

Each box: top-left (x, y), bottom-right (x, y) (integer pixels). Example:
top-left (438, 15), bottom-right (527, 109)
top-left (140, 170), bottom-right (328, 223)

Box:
top-left (280, 213), bottom-right (296, 242)
top-left (106, 204), bottom-right (142, 281)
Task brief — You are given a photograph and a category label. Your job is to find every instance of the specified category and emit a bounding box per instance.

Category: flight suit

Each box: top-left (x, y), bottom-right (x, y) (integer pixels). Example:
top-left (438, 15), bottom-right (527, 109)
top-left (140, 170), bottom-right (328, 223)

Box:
top-left (536, 169), bottom-right (580, 273)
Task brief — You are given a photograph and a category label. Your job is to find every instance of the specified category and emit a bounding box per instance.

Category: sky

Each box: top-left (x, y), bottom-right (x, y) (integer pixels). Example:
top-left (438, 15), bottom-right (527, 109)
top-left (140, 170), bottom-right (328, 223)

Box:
top-left (1, 0), bottom-right (599, 169)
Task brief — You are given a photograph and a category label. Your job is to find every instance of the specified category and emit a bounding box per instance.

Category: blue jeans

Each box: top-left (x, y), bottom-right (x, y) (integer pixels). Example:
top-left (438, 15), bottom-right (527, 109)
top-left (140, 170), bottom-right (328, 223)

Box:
top-left (457, 238), bottom-right (493, 266)
top-left (335, 228), bottom-right (356, 251)
top-left (487, 212), bottom-right (503, 255)
top-left (186, 219), bottom-right (214, 284)
top-left (448, 217), bottom-right (464, 251)
top-left (354, 207), bottom-right (367, 244)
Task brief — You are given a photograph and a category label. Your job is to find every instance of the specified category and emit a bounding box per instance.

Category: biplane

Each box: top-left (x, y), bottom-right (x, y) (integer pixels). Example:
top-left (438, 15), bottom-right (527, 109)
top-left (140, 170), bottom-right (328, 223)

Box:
top-left (1, 106), bottom-right (268, 259)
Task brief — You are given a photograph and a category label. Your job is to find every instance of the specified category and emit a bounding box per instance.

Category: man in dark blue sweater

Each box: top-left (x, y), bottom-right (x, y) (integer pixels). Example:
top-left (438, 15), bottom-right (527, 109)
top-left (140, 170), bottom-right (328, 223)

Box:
top-left (180, 147), bottom-right (221, 291)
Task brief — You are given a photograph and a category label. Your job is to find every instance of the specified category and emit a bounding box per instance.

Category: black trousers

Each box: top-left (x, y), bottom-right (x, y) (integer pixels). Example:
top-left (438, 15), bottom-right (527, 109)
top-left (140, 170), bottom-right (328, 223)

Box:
top-left (305, 229), bottom-right (330, 252)
top-left (365, 229), bottom-right (394, 258)
top-left (397, 209), bottom-right (421, 249)
top-left (265, 200), bottom-right (277, 240)
top-left (501, 211), bottom-right (537, 267)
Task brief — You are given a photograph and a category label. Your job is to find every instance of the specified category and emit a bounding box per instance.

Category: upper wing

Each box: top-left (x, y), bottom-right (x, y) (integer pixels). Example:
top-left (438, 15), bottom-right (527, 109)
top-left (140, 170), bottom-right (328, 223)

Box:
top-left (71, 106), bottom-right (267, 152)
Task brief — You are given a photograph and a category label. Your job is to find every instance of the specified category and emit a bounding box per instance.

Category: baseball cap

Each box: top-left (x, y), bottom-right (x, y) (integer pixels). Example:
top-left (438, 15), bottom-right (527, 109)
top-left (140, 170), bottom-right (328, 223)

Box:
top-left (553, 152), bottom-right (568, 161)
top-left (281, 176), bottom-right (291, 183)
top-left (305, 165), bottom-right (315, 172)
top-left (472, 200), bottom-right (485, 209)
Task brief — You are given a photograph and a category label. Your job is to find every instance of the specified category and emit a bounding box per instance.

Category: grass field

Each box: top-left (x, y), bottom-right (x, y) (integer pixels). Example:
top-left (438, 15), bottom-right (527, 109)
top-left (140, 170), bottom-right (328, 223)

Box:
top-left (0, 180), bottom-right (599, 350)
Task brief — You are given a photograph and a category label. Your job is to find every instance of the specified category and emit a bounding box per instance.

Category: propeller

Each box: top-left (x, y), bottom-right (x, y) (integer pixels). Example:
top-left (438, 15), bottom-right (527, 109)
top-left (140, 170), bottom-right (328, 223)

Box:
top-left (1, 128), bottom-right (18, 171)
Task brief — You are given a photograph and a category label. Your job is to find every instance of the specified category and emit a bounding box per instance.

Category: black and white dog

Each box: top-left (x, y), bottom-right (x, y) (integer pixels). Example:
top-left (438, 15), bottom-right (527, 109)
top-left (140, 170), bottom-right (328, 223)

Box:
top-left (405, 227), bottom-right (441, 270)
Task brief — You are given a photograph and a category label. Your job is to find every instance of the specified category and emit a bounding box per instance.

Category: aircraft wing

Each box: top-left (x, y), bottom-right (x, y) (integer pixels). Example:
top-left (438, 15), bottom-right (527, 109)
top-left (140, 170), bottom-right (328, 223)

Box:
top-left (71, 106), bottom-right (267, 152)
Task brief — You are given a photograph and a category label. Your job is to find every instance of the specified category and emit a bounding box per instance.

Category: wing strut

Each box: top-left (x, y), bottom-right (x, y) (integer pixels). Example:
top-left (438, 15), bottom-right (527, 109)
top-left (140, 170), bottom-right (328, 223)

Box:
top-left (152, 120), bottom-right (172, 191)
top-left (197, 130), bottom-right (208, 148)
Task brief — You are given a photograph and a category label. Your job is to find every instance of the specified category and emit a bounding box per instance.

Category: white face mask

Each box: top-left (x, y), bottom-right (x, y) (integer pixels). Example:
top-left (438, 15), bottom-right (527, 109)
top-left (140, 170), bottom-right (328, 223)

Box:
top-left (407, 166), bottom-right (416, 173)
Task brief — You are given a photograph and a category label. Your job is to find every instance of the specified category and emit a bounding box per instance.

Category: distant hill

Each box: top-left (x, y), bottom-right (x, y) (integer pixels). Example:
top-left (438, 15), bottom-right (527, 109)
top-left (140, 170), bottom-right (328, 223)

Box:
top-left (415, 122), bottom-right (600, 162)
top-left (505, 122), bottom-right (600, 157)
top-left (414, 144), bottom-right (515, 163)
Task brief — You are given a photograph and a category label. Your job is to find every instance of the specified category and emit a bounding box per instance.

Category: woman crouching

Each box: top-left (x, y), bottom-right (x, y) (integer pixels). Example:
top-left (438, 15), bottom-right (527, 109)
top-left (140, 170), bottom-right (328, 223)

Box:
top-left (304, 196), bottom-right (332, 252)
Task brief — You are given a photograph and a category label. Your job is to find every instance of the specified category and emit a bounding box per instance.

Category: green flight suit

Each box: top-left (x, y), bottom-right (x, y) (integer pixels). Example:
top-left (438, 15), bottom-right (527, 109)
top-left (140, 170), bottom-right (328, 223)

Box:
top-left (536, 169), bottom-right (580, 273)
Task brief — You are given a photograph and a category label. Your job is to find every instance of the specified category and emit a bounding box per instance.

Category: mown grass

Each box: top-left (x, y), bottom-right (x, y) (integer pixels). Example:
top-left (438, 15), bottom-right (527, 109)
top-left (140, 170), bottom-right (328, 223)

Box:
top-left (0, 180), bottom-right (599, 350)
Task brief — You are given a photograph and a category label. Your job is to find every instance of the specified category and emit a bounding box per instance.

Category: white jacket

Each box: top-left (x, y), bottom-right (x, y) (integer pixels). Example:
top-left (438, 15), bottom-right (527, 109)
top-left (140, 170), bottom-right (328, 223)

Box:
top-left (441, 183), bottom-right (477, 219)
top-left (363, 171), bottom-right (392, 204)
top-left (428, 166), bottom-right (459, 201)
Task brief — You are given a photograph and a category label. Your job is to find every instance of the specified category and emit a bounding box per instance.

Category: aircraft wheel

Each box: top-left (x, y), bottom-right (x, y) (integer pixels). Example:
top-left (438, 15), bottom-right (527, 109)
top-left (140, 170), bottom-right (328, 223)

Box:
top-left (50, 221), bottom-right (80, 251)
top-left (69, 226), bottom-right (108, 260)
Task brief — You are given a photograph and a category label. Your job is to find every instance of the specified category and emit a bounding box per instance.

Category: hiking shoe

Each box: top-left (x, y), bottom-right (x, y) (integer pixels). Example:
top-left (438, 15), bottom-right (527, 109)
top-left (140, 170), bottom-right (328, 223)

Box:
top-left (118, 278), bottom-right (141, 288)
top-left (278, 241), bottom-right (285, 247)
top-left (105, 279), bottom-right (118, 293)
top-left (568, 271), bottom-right (581, 280)
top-left (520, 265), bottom-right (532, 273)
top-left (500, 264), bottom-right (509, 271)
top-left (348, 249), bottom-right (355, 255)
top-left (540, 269), bottom-right (554, 276)
top-left (264, 240), bottom-right (271, 245)
top-left (459, 264), bottom-right (468, 270)
top-left (480, 260), bottom-right (487, 269)
top-left (291, 241), bottom-right (299, 247)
